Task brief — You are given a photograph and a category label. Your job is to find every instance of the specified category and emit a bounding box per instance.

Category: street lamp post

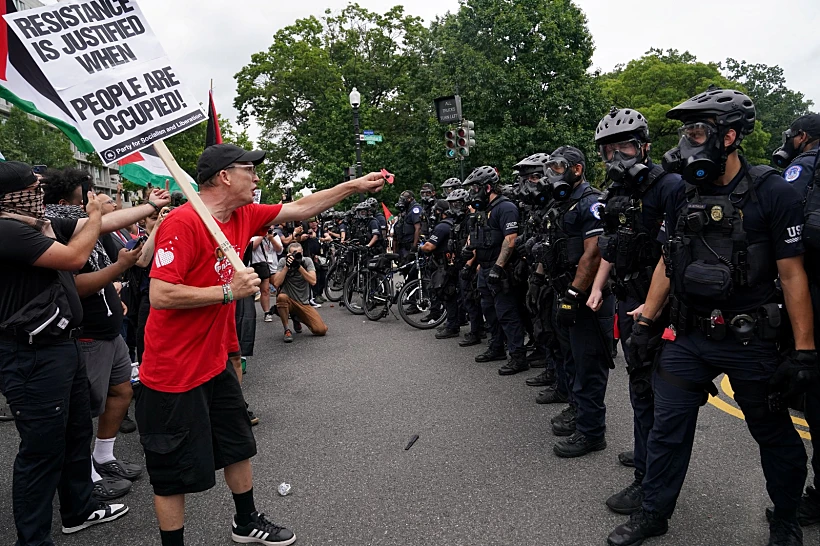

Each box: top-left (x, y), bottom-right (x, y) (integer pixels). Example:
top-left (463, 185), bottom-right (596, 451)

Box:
top-left (349, 87), bottom-right (363, 200)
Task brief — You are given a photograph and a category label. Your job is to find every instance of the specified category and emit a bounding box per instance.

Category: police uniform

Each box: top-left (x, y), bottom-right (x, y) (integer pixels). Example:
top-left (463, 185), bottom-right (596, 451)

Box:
top-left (473, 195), bottom-right (524, 357)
top-left (783, 149), bottom-right (818, 198)
top-left (599, 163), bottom-right (685, 481)
top-left (375, 213), bottom-right (388, 240)
top-left (548, 180), bottom-right (614, 442)
top-left (458, 211), bottom-right (485, 340)
top-left (642, 160), bottom-right (807, 521)
top-left (397, 202), bottom-right (423, 258)
top-left (427, 218), bottom-right (459, 329)
top-left (367, 216), bottom-right (385, 253)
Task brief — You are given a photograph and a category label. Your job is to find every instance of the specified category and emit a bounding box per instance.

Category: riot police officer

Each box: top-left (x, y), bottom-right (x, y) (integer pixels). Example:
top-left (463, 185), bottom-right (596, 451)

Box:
top-left (770, 114), bottom-right (820, 527)
top-left (394, 190), bottom-right (423, 259)
top-left (450, 189), bottom-right (486, 346)
top-left (772, 114), bottom-right (820, 197)
top-left (356, 202), bottom-right (385, 253)
top-left (420, 200), bottom-right (460, 338)
top-left (537, 146), bottom-right (615, 458)
top-left (366, 196), bottom-right (388, 242)
top-left (463, 166), bottom-right (528, 375)
top-left (593, 107), bottom-right (686, 514)
top-left (441, 177), bottom-right (461, 198)
top-left (608, 89), bottom-right (817, 546)
top-left (420, 183), bottom-right (437, 236)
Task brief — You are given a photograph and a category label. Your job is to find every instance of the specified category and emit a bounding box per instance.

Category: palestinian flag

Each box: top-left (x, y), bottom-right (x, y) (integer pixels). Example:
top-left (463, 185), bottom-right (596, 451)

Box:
top-left (118, 146), bottom-right (198, 192)
top-left (205, 89), bottom-right (222, 148)
top-left (382, 202), bottom-right (393, 220)
top-left (0, 0), bottom-right (94, 153)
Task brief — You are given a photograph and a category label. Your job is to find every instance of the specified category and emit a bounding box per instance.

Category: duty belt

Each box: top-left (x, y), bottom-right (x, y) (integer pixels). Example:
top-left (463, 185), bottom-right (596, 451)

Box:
top-left (671, 298), bottom-right (782, 346)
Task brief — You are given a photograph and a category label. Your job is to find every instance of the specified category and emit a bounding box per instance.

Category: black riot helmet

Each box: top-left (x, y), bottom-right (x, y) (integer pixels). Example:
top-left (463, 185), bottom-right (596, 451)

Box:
top-left (354, 201), bottom-right (371, 219)
top-left (772, 114), bottom-right (820, 168)
top-left (365, 197), bottom-right (378, 211)
top-left (545, 146), bottom-right (585, 200)
top-left (514, 153), bottom-right (552, 207)
top-left (432, 199), bottom-right (450, 222)
top-left (395, 190), bottom-right (414, 212)
top-left (445, 188), bottom-right (469, 221)
top-left (440, 177), bottom-right (461, 197)
top-left (462, 166), bottom-right (500, 211)
top-left (595, 107), bottom-right (651, 187)
top-left (663, 87), bottom-right (756, 185)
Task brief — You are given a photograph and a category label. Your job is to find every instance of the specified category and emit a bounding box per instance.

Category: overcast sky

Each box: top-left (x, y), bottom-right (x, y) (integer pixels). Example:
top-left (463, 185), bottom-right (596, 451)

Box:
top-left (46, 0), bottom-right (820, 142)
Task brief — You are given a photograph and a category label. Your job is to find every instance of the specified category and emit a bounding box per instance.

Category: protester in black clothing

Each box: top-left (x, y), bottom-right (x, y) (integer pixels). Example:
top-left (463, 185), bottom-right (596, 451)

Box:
top-left (0, 162), bottom-right (129, 544)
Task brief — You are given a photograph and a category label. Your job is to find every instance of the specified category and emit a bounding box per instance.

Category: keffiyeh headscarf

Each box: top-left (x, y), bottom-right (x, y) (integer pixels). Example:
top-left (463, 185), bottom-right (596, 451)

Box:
top-left (0, 184), bottom-right (48, 231)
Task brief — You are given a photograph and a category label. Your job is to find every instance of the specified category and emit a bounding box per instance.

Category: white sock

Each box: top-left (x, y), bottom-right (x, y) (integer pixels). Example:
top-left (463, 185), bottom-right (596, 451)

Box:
top-left (92, 437), bottom-right (116, 464)
top-left (91, 464), bottom-right (102, 483)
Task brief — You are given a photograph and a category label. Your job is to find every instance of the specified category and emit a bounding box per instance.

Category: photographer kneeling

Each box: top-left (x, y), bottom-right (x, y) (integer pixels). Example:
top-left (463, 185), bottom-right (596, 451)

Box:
top-left (273, 243), bottom-right (328, 343)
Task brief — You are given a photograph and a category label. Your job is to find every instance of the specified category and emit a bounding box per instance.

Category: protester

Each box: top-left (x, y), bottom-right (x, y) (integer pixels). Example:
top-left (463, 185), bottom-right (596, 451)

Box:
top-left (250, 228), bottom-right (283, 322)
top-left (273, 242), bottom-right (328, 343)
top-left (136, 143), bottom-right (385, 546)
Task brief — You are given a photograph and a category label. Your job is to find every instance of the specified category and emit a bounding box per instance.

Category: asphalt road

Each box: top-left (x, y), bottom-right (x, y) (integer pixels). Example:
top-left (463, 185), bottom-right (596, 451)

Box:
top-left (0, 302), bottom-right (817, 546)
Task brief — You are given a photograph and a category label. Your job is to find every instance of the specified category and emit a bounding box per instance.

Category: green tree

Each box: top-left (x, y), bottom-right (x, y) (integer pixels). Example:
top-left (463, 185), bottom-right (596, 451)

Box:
top-left (600, 49), bottom-right (770, 166)
top-left (720, 58), bottom-right (815, 158)
top-left (0, 106), bottom-right (75, 167)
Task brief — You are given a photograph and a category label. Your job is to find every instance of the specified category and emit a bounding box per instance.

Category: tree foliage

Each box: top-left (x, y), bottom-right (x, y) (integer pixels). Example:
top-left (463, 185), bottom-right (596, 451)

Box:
top-left (0, 106), bottom-right (75, 167)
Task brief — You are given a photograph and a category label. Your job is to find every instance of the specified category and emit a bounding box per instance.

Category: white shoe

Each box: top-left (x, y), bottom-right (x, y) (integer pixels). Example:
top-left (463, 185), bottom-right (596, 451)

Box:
top-left (310, 299), bottom-right (322, 308)
top-left (62, 502), bottom-right (129, 534)
top-left (264, 313), bottom-right (273, 322)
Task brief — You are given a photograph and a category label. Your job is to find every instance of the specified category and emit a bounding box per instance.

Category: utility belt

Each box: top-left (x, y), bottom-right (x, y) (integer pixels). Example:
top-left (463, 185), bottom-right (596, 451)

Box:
top-left (0, 326), bottom-right (82, 346)
top-left (669, 296), bottom-right (782, 345)
top-left (611, 266), bottom-right (653, 303)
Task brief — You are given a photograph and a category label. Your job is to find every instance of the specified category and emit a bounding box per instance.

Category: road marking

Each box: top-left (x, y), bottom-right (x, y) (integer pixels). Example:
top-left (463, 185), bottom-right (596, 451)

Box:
top-left (707, 375), bottom-right (811, 440)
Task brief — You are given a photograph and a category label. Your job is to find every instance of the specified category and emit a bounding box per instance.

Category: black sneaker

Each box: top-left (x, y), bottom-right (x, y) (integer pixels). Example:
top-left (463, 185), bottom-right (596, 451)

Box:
top-left (475, 349), bottom-right (507, 363)
top-left (435, 328), bottom-right (461, 339)
top-left (118, 413), bottom-right (136, 434)
top-left (607, 508), bottom-right (668, 546)
top-left (768, 516), bottom-right (803, 546)
top-left (619, 450), bottom-right (636, 468)
top-left (91, 477), bottom-right (131, 502)
top-left (536, 387), bottom-right (568, 404)
top-left (607, 477), bottom-right (644, 515)
top-left (62, 502), bottom-right (129, 534)
top-left (525, 369), bottom-right (555, 387)
top-left (459, 332), bottom-right (483, 347)
top-left (232, 511), bottom-right (296, 545)
top-left (498, 355), bottom-right (530, 376)
top-left (94, 458), bottom-right (143, 481)
top-left (553, 431), bottom-right (607, 458)
top-left (292, 320), bottom-right (303, 334)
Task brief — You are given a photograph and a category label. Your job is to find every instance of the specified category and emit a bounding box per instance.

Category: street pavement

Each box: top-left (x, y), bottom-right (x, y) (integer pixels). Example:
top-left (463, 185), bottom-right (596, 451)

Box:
top-left (0, 302), bottom-right (817, 546)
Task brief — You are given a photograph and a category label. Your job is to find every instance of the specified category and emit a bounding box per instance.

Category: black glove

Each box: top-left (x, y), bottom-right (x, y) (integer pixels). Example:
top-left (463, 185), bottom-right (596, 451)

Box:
top-left (626, 320), bottom-right (652, 368)
top-left (526, 272), bottom-right (546, 315)
top-left (770, 350), bottom-right (820, 401)
top-left (487, 264), bottom-right (505, 286)
top-left (556, 285), bottom-right (586, 326)
top-left (460, 247), bottom-right (475, 262)
top-left (460, 265), bottom-right (476, 281)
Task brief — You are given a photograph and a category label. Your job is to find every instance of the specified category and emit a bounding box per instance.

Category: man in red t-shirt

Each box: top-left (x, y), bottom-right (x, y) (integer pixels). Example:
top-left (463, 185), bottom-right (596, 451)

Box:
top-left (136, 143), bottom-right (385, 546)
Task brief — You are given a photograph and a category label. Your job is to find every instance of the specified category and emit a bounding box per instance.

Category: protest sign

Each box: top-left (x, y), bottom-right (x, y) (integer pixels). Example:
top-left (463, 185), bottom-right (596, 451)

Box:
top-left (3, 0), bottom-right (205, 164)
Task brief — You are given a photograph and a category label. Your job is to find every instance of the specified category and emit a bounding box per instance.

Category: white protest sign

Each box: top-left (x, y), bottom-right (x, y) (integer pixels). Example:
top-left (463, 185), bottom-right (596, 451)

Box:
top-left (3, 0), bottom-right (205, 164)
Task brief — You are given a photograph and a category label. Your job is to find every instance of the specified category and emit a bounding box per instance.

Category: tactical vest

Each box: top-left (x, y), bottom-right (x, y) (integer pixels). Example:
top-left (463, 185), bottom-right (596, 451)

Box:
top-left (542, 187), bottom-right (598, 277)
top-left (471, 196), bottom-right (512, 264)
top-left (666, 166), bottom-right (779, 306)
top-left (598, 166), bottom-right (666, 302)
top-left (434, 218), bottom-right (454, 257)
top-left (802, 151), bottom-right (820, 256)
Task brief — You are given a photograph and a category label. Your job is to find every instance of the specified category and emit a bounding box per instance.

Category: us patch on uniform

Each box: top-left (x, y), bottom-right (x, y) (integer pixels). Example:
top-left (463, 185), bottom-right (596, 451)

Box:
top-left (784, 165), bottom-right (802, 183)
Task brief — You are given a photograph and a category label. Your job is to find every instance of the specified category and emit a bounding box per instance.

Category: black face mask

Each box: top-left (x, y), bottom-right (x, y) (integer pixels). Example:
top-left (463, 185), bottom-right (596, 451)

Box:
top-left (395, 201), bottom-right (407, 212)
top-left (468, 184), bottom-right (490, 211)
top-left (663, 133), bottom-right (723, 185)
top-left (772, 131), bottom-right (806, 169)
top-left (545, 171), bottom-right (574, 201)
top-left (448, 208), bottom-right (465, 222)
top-left (605, 151), bottom-right (650, 188)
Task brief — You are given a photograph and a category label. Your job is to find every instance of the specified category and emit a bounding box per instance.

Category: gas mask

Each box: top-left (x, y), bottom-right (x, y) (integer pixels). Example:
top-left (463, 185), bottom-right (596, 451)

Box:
top-left (662, 122), bottom-right (724, 185)
top-left (599, 139), bottom-right (649, 187)
top-left (395, 201), bottom-right (407, 212)
top-left (446, 201), bottom-right (465, 222)
top-left (545, 158), bottom-right (576, 200)
top-left (396, 193), bottom-right (413, 213)
top-left (772, 128), bottom-right (806, 169)
top-left (467, 183), bottom-right (490, 211)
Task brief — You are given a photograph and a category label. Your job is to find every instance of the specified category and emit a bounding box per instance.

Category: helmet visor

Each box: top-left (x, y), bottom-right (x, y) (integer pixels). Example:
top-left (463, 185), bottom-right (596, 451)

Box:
top-left (546, 158), bottom-right (569, 176)
top-left (599, 139), bottom-right (640, 161)
top-left (678, 122), bottom-right (717, 146)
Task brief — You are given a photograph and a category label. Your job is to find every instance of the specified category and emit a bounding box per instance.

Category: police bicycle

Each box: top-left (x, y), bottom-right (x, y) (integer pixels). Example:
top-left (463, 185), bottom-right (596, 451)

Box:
top-left (341, 244), bottom-right (373, 315)
top-left (324, 240), bottom-right (355, 302)
top-left (396, 250), bottom-right (447, 330)
top-left (362, 252), bottom-right (404, 321)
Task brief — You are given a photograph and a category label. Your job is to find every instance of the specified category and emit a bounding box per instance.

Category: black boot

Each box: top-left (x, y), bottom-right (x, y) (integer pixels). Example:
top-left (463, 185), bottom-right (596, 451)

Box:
top-left (536, 386), bottom-right (568, 404)
top-left (460, 332), bottom-right (483, 347)
top-left (550, 405), bottom-right (575, 425)
top-left (475, 348), bottom-right (507, 363)
top-left (768, 516), bottom-right (803, 545)
top-left (606, 476), bottom-right (644, 515)
top-left (498, 352), bottom-right (530, 376)
top-left (551, 410), bottom-right (576, 436)
top-left (525, 368), bottom-right (556, 387)
top-left (618, 450), bottom-right (636, 468)
top-left (607, 508), bottom-right (668, 546)
top-left (435, 328), bottom-right (461, 339)
top-left (766, 486), bottom-right (820, 527)
top-left (553, 431), bottom-right (606, 458)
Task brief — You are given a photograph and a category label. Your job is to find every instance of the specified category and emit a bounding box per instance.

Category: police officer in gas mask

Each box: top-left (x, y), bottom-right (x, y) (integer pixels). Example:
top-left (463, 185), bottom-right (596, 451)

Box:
top-left (451, 189), bottom-right (486, 346)
top-left (463, 166), bottom-right (528, 375)
top-left (771, 114), bottom-right (820, 528)
top-left (420, 183), bottom-right (437, 237)
top-left (535, 146), bottom-right (614, 459)
top-left (420, 200), bottom-right (460, 337)
top-left (441, 177), bottom-right (461, 198)
top-left (593, 107), bottom-right (686, 515)
top-left (608, 89), bottom-right (817, 546)
top-left (394, 190), bottom-right (422, 260)
top-left (773, 114), bottom-right (820, 197)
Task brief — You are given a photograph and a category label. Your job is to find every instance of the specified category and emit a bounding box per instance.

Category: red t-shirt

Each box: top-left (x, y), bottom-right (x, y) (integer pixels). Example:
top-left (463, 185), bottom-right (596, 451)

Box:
top-left (141, 202), bottom-right (281, 392)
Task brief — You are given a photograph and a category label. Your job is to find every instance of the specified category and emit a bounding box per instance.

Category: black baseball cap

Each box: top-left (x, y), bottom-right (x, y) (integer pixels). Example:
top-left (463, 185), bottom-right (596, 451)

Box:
top-left (550, 146), bottom-right (586, 169)
top-left (0, 161), bottom-right (37, 195)
top-left (196, 144), bottom-right (266, 184)
top-left (790, 114), bottom-right (820, 139)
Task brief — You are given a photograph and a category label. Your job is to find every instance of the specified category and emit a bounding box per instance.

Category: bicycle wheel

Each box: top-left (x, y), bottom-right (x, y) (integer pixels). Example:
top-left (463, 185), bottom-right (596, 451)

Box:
top-left (364, 275), bottom-right (391, 321)
top-left (397, 279), bottom-right (447, 329)
top-left (324, 264), bottom-right (346, 302)
top-left (343, 269), bottom-right (368, 315)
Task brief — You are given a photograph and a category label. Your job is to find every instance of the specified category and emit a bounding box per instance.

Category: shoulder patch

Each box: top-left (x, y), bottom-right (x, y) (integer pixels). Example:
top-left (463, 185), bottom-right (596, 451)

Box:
top-left (784, 165), bottom-right (802, 183)
top-left (590, 202), bottom-right (603, 220)
top-left (412, 207), bottom-right (421, 214)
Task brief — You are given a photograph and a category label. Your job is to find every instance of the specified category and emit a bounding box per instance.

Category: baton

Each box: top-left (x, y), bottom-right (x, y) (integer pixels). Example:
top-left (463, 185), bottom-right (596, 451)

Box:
top-left (591, 309), bottom-right (616, 370)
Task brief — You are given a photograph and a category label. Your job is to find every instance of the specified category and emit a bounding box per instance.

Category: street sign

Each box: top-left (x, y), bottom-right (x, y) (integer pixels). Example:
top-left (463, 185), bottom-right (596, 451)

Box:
top-left (363, 130), bottom-right (374, 135)
top-left (362, 134), bottom-right (383, 142)
top-left (434, 95), bottom-right (462, 124)
top-left (366, 141), bottom-right (375, 145)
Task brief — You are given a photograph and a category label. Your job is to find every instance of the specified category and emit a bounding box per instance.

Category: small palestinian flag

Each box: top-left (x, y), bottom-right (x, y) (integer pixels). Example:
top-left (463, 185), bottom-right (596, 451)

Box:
top-left (0, 0), bottom-right (94, 153)
top-left (118, 146), bottom-right (198, 192)
top-left (205, 88), bottom-right (222, 148)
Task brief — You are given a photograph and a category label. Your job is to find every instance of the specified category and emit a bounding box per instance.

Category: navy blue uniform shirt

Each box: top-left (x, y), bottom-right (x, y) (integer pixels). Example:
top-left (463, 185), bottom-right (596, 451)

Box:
top-left (562, 180), bottom-right (604, 241)
top-left (428, 220), bottom-right (452, 257)
top-left (783, 150), bottom-right (818, 198)
top-left (400, 202), bottom-right (423, 243)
